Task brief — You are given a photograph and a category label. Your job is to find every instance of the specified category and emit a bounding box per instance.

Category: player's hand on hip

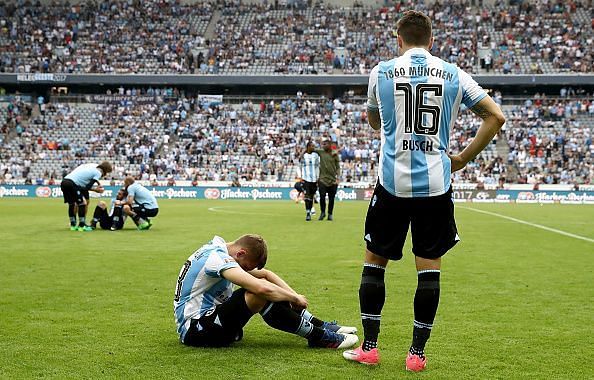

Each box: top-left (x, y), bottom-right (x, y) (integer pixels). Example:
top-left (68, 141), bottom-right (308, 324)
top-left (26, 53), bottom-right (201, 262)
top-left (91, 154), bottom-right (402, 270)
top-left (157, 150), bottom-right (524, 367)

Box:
top-left (448, 154), bottom-right (467, 173)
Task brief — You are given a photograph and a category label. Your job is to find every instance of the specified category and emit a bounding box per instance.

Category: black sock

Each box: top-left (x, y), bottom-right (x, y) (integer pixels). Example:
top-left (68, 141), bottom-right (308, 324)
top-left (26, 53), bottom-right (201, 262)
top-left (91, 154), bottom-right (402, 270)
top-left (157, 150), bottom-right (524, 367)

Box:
top-left (359, 263), bottom-right (385, 351)
top-left (112, 206), bottom-right (122, 226)
top-left (300, 309), bottom-right (324, 327)
top-left (410, 270), bottom-right (441, 357)
top-left (131, 213), bottom-right (141, 225)
top-left (77, 204), bottom-right (86, 227)
top-left (304, 199), bottom-right (312, 212)
top-left (68, 204), bottom-right (76, 226)
top-left (92, 207), bottom-right (103, 227)
top-left (261, 302), bottom-right (324, 341)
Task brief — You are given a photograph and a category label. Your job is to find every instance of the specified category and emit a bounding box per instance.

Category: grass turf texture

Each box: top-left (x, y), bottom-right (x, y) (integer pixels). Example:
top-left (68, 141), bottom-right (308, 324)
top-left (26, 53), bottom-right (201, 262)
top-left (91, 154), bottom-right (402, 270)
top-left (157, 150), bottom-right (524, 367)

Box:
top-left (0, 199), bottom-right (592, 379)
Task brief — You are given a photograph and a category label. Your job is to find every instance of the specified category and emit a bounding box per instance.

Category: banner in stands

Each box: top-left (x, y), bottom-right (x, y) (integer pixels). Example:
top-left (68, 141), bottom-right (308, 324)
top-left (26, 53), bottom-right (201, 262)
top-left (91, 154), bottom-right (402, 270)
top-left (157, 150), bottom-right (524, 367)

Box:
top-left (16, 73), bottom-right (67, 82)
top-left (1, 186), bottom-right (593, 204)
top-left (85, 94), bottom-right (159, 104)
top-left (198, 94), bottom-right (223, 106)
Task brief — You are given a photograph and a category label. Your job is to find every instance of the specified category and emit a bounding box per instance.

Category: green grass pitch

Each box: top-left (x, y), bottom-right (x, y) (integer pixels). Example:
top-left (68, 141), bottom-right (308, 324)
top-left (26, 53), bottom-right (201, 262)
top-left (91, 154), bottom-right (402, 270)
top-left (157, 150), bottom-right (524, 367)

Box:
top-left (1, 199), bottom-right (593, 379)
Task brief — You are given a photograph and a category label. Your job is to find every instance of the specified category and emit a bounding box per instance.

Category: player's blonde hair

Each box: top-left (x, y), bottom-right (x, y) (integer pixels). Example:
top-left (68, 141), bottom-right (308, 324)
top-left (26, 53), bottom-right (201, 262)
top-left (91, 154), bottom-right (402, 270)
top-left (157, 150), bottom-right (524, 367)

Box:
top-left (236, 234), bottom-right (268, 269)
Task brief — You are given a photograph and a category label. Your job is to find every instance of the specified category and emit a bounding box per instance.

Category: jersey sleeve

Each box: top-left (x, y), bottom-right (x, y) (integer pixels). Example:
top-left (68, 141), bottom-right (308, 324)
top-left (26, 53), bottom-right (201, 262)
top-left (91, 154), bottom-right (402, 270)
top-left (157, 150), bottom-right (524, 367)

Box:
top-left (204, 250), bottom-right (240, 278)
top-left (459, 68), bottom-right (487, 109)
top-left (127, 184), bottom-right (136, 198)
top-left (367, 65), bottom-right (379, 110)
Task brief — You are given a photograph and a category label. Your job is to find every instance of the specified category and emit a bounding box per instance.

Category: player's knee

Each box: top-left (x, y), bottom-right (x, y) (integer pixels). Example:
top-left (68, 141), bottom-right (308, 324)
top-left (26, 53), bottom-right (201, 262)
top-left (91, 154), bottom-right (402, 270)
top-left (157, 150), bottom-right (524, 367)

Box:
top-left (98, 201), bottom-right (107, 209)
top-left (244, 291), bottom-right (267, 313)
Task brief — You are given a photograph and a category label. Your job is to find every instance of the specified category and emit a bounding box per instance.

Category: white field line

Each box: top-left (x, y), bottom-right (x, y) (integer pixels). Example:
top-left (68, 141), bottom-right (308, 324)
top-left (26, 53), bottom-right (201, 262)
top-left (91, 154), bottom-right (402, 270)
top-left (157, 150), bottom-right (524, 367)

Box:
top-left (459, 206), bottom-right (594, 244)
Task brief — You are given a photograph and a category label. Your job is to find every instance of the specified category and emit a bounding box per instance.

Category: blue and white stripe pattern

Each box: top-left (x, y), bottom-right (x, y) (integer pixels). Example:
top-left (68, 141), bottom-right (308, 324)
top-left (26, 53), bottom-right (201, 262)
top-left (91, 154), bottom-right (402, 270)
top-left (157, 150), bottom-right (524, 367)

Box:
top-left (301, 152), bottom-right (320, 182)
top-left (367, 47), bottom-right (487, 198)
top-left (173, 236), bottom-right (239, 343)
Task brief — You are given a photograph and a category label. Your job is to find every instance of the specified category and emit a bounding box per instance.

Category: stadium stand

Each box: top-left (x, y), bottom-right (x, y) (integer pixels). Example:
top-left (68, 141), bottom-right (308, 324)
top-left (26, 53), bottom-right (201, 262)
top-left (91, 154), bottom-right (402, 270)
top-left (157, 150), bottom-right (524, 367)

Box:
top-left (1, 92), bottom-right (592, 187)
top-left (0, 0), bottom-right (591, 75)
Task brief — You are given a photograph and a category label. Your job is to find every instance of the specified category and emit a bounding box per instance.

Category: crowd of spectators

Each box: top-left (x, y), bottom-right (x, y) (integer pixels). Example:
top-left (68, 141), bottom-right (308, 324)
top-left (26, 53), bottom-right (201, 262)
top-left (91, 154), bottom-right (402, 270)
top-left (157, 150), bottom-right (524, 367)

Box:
top-left (0, 0), bottom-right (591, 75)
top-left (1, 88), bottom-right (592, 187)
top-left (505, 92), bottom-right (593, 185)
top-left (480, 0), bottom-right (592, 74)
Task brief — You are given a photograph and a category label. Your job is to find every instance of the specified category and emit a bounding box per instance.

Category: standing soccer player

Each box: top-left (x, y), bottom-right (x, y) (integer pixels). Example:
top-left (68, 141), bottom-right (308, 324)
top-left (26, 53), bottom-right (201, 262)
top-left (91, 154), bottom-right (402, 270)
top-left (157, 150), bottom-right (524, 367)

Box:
top-left (343, 11), bottom-right (505, 370)
top-left (316, 138), bottom-right (340, 221)
top-left (123, 177), bottom-right (159, 230)
top-left (60, 161), bottom-right (112, 231)
top-left (300, 142), bottom-right (320, 221)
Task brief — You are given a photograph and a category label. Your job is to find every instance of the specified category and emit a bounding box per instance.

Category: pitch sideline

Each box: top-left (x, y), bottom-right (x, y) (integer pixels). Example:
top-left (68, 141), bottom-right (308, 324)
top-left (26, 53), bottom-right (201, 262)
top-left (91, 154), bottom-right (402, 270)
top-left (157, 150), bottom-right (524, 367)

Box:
top-left (459, 206), bottom-right (594, 244)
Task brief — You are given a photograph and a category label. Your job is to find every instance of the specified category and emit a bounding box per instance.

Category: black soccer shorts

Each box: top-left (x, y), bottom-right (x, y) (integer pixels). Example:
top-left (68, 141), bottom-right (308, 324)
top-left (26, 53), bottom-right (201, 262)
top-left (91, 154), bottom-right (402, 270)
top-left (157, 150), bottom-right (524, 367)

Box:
top-left (132, 205), bottom-right (159, 219)
top-left (61, 179), bottom-right (85, 205)
top-left (183, 288), bottom-right (254, 347)
top-left (303, 181), bottom-right (317, 200)
top-left (97, 208), bottom-right (124, 230)
top-left (364, 183), bottom-right (459, 260)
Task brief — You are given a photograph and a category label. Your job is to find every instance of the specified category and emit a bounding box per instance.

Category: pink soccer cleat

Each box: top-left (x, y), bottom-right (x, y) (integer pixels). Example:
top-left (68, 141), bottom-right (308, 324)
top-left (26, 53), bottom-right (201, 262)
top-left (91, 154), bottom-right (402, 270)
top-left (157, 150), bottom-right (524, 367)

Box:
top-left (405, 352), bottom-right (427, 372)
top-left (343, 345), bottom-right (380, 365)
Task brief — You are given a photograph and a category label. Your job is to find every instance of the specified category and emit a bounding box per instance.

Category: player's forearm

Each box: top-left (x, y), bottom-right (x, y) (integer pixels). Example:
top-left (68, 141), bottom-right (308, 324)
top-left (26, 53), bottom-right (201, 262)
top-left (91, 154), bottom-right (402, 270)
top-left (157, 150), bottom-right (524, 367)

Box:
top-left (257, 279), bottom-right (300, 303)
top-left (368, 109), bottom-right (381, 130)
top-left (262, 270), bottom-right (299, 296)
top-left (458, 117), bottom-right (504, 165)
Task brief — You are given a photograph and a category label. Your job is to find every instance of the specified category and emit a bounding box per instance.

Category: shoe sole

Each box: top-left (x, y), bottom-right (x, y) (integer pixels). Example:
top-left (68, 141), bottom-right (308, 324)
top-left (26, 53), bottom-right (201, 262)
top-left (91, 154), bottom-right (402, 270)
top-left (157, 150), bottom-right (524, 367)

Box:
top-left (406, 367), bottom-right (426, 372)
top-left (343, 351), bottom-right (379, 365)
top-left (336, 327), bottom-right (358, 334)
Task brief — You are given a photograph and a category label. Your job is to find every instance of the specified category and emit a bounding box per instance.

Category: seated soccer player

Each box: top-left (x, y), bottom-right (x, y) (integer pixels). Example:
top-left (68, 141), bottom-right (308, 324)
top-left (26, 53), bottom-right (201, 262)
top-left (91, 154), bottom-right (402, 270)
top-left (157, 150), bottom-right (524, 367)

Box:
top-left (174, 234), bottom-right (359, 349)
top-left (90, 188), bottom-right (127, 231)
top-left (122, 176), bottom-right (159, 230)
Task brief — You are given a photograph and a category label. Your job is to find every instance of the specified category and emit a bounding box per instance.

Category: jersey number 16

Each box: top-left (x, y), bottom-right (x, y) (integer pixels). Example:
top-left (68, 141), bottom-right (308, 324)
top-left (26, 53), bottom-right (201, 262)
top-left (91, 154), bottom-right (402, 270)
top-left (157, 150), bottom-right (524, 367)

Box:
top-left (395, 83), bottom-right (443, 136)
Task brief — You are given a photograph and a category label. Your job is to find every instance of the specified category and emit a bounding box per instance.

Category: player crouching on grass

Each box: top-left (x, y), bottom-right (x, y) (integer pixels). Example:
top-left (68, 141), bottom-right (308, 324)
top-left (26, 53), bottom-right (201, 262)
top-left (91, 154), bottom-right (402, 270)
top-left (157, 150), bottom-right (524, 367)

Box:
top-left (89, 187), bottom-right (127, 231)
top-left (122, 176), bottom-right (159, 230)
top-left (174, 234), bottom-right (359, 349)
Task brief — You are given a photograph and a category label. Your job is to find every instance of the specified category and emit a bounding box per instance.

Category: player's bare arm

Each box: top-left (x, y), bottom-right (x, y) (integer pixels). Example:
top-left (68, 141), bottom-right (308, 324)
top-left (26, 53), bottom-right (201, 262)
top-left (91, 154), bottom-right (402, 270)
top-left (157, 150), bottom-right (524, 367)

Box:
top-left (368, 108), bottom-right (381, 130)
top-left (449, 96), bottom-right (506, 173)
top-left (249, 269), bottom-right (300, 297)
top-left (223, 267), bottom-right (308, 308)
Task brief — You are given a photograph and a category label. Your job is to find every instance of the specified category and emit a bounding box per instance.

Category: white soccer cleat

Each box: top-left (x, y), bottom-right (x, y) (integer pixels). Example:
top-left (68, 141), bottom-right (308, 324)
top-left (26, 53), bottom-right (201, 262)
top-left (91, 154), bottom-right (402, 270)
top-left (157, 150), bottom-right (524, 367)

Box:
top-left (322, 321), bottom-right (358, 334)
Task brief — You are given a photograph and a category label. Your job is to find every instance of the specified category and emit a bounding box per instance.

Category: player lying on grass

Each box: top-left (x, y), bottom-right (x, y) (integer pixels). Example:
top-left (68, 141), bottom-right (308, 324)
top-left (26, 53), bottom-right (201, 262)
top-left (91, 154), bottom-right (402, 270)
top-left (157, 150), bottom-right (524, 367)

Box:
top-left (89, 187), bottom-right (127, 231)
top-left (174, 234), bottom-right (359, 349)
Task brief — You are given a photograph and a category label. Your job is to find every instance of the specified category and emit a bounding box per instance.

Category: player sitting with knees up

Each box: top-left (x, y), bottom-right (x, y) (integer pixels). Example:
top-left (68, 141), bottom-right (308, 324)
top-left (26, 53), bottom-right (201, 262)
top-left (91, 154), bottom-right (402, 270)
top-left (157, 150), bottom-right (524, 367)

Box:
top-left (122, 176), bottom-right (159, 230)
top-left (90, 187), bottom-right (127, 231)
top-left (174, 234), bottom-right (359, 349)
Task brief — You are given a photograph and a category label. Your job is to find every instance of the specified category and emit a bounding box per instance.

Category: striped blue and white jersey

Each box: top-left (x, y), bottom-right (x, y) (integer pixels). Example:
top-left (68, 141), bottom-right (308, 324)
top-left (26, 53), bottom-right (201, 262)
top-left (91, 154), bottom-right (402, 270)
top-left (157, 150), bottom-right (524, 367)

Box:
top-left (301, 152), bottom-right (320, 183)
top-left (127, 182), bottom-right (159, 209)
top-left (173, 236), bottom-right (239, 342)
top-left (367, 47), bottom-right (487, 198)
top-left (64, 163), bottom-right (101, 189)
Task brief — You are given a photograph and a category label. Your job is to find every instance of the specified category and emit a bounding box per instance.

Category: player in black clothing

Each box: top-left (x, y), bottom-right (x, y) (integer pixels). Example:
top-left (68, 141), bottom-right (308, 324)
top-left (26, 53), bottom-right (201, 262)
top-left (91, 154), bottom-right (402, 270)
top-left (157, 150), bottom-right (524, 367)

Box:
top-left (90, 188), bottom-right (127, 231)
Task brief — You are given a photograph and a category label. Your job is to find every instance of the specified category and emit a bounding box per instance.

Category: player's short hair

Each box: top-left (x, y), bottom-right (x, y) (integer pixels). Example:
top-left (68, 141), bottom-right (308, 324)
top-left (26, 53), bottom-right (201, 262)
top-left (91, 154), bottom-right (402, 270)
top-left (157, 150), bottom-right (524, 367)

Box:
top-left (236, 234), bottom-right (268, 269)
top-left (97, 161), bottom-right (113, 174)
top-left (124, 176), bottom-right (135, 188)
top-left (396, 10), bottom-right (432, 46)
